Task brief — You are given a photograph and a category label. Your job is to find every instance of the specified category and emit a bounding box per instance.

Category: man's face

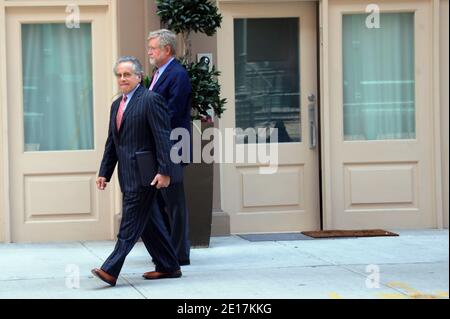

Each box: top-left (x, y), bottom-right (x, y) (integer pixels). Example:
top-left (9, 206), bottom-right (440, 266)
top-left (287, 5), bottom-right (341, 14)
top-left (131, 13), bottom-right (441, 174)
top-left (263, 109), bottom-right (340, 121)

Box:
top-left (115, 62), bottom-right (141, 94)
top-left (147, 37), bottom-right (171, 68)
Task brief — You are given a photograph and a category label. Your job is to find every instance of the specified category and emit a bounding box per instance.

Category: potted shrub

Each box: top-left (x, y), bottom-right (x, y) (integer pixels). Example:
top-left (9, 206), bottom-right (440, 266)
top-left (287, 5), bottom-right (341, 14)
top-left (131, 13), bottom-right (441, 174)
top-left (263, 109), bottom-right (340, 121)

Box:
top-left (151, 0), bottom-right (226, 247)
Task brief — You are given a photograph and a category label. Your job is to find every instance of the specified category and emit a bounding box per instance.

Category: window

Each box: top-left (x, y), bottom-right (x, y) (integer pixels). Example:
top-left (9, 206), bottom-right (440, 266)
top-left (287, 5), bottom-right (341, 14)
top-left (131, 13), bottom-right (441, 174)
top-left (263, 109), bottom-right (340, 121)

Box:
top-left (234, 18), bottom-right (300, 143)
top-left (22, 23), bottom-right (94, 151)
top-left (343, 13), bottom-right (415, 141)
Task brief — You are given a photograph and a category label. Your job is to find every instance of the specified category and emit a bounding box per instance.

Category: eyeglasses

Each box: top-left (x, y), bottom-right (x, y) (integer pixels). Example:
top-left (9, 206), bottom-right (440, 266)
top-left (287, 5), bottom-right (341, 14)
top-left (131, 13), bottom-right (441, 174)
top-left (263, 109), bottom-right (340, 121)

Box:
top-left (147, 46), bottom-right (161, 52)
top-left (146, 44), bottom-right (171, 53)
top-left (115, 72), bottom-right (135, 79)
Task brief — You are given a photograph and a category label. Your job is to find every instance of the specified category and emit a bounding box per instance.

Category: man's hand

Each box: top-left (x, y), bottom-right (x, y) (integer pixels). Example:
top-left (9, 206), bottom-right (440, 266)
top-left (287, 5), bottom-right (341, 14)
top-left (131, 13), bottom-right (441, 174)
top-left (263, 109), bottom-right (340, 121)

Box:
top-left (151, 174), bottom-right (171, 189)
top-left (96, 177), bottom-right (108, 190)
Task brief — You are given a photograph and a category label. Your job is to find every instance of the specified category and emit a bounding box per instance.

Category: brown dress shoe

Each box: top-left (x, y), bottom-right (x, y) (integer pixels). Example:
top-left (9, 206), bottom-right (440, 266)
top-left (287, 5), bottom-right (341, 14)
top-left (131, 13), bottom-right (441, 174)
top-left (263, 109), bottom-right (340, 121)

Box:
top-left (91, 268), bottom-right (117, 286)
top-left (142, 269), bottom-right (182, 280)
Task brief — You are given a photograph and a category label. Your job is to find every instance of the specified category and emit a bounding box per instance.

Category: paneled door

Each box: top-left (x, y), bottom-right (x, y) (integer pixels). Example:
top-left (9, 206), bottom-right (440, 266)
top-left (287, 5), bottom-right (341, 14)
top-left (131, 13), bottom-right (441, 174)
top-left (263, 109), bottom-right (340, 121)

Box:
top-left (326, 0), bottom-right (437, 228)
top-left (218, 2), bottom-right (320, 233)
top-left (7, 6), bottom-right (114, 241)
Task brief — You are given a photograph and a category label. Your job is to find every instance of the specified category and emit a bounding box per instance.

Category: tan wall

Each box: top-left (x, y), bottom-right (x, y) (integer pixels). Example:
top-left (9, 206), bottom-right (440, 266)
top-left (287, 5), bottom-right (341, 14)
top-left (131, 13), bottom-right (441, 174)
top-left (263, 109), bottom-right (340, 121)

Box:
top-left (190, 33), bottom-right (221, 210)
top-left (189, 32), bottom-right (220, 210)
top-left (122, 2), bottom-right (219, 77)
top-left (191, 33), bottom-right (218, 64)
top-left (117, 0), bottom-right (158, 77)
top-left (441, 0), bottom-right (449, 228)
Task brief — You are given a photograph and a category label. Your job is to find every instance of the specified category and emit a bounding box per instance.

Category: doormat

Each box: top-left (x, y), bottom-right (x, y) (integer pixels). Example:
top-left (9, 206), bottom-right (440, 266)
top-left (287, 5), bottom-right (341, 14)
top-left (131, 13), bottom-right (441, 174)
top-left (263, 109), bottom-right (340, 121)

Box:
top-left (238, 232), bottom-right (314, 242)
top-left (301, 229), bottom-right (399, 239)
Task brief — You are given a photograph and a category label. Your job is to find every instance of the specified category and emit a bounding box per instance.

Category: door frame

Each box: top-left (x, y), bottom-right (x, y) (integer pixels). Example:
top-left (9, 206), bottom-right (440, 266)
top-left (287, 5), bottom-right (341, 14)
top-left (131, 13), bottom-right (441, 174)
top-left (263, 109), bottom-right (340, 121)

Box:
top-left (0, 0), bottom-right (119, 243)
top-left (217, 0), bottom-right (322, 233)
top-left (319, 0), bottom-right (444, 229)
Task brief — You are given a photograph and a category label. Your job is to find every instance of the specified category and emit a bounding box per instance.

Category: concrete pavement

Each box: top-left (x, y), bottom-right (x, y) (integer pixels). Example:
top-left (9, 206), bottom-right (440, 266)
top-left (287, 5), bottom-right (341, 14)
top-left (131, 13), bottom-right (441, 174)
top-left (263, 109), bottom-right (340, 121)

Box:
top-left (0, 229), bottom-right (448, 299)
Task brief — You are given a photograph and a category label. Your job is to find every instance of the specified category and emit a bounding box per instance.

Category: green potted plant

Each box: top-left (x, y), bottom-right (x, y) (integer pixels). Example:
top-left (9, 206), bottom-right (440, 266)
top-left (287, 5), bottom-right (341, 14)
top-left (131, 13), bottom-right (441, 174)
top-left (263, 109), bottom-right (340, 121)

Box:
top-left (154, 0), bottom-right (226, 247)
top-left (156, 0), bottom-right (226, 120)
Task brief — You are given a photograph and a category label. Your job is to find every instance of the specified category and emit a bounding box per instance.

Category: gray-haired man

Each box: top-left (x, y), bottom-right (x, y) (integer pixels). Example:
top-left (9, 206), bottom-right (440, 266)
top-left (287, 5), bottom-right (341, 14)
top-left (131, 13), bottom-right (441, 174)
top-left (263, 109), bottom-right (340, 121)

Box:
top-left (91, 56), bottom-right (182, 286)
top-left (146, 29), bottom-right (192, 266)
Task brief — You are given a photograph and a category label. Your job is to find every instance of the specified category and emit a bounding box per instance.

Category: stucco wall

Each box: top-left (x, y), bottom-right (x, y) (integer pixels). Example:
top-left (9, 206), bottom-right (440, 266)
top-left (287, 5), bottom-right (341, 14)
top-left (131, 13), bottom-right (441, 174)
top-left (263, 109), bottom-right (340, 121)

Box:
top-left (117, 0), bottom-right (158, 76)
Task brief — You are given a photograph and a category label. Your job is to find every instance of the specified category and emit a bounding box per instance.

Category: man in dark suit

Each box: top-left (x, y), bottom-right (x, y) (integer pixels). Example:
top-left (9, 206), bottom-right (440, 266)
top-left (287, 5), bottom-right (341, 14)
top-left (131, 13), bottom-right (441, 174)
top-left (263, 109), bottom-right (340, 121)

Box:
top-left (91, 56), bottom-right (181, 287)
top-left (146, 29), bottom-right (192, 265)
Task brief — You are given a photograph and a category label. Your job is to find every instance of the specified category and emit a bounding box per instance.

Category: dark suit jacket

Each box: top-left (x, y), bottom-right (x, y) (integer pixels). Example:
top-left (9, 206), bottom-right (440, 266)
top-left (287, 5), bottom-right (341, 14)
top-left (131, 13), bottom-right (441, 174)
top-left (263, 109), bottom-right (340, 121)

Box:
top-left (151, 59), bottom-right (192, 163)
top-left (99, 85), bottom-right (173, 193)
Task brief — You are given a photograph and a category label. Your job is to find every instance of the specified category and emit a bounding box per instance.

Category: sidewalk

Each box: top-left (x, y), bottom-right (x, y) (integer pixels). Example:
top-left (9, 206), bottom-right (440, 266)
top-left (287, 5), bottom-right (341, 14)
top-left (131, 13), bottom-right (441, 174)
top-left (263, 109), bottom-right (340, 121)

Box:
top-left (0, 229), bottom-right (448, 299)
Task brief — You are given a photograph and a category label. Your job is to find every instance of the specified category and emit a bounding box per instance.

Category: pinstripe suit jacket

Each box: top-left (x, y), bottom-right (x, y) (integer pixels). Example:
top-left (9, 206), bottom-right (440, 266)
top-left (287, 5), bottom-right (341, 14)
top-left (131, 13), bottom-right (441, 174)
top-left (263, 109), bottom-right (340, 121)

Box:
top-left (99, 84), bottom-right (173, 193)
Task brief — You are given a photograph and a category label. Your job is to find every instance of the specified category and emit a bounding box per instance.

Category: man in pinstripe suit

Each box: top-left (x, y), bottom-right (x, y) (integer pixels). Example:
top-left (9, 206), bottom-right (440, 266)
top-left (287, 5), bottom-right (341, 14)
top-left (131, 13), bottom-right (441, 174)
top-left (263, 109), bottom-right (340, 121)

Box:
top-left (91, 56), bottom-right (181, 287)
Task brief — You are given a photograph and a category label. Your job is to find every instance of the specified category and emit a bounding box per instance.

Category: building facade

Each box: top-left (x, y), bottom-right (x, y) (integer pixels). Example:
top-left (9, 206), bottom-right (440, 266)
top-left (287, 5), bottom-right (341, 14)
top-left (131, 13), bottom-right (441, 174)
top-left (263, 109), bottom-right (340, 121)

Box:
top-left (0, 0), bottom-right (448, 242)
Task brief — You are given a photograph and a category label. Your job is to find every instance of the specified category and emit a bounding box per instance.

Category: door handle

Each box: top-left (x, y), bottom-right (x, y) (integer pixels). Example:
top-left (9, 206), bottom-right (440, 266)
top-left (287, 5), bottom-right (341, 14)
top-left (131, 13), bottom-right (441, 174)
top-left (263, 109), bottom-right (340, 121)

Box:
top-left (308, 94), bottom-right (317, 149)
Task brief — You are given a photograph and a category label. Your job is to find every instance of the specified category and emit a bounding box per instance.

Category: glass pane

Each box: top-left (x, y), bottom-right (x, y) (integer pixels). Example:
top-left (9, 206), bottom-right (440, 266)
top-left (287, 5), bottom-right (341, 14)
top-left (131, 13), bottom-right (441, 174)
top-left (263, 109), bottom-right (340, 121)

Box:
top-left (234, 18), bottom-right (300, 144)
top-left (343, 13), bottom-right (415, 141)
top-left (22, 23), bottom-right (94, 151)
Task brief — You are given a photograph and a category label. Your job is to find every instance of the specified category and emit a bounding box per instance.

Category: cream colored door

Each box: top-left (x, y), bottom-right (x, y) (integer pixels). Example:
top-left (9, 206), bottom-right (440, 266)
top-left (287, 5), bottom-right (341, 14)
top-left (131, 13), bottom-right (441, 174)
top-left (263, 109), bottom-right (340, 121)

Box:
top-left (324, 0), bottom-right (437, 229)
top-left (7, 6), bottom-right (114, 242)
top-left (218, 2), bottom-right (320, 233)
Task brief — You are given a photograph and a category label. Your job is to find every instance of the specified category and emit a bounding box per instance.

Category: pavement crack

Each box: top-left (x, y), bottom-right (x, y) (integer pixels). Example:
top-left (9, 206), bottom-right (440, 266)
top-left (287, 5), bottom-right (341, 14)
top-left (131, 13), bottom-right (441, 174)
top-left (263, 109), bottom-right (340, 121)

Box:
top-left (79, 241), bottom-right (106, 263)
top-left (79, 241), bottom-right (147, 298)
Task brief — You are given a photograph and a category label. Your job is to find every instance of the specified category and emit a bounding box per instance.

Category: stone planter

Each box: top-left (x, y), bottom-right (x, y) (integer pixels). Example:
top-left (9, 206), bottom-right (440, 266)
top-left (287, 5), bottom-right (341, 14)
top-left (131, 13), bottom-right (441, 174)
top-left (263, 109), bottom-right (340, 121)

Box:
top-left (183, 121), bottom-right (214, 247)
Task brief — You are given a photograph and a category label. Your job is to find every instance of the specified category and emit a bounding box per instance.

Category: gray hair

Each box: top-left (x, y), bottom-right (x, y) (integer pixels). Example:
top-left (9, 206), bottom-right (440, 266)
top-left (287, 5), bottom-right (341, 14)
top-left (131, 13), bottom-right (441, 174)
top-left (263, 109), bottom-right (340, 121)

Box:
top-left (148, 29), bottom-right (177, 56)
top-left (113, 56), bottom-right (144, 77)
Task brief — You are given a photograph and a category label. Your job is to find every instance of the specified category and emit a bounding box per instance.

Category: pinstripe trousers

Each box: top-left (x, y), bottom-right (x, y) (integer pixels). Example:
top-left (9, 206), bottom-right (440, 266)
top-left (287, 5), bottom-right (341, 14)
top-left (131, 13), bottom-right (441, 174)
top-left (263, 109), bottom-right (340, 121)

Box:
top-left (101, 188), bottom-right (180, 278)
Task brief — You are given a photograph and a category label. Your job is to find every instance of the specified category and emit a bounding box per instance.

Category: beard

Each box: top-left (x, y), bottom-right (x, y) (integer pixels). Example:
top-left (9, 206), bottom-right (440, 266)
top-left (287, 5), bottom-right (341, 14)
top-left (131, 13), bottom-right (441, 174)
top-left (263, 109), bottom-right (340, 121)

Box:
top-left (149, 57), bottom-right (158, 67)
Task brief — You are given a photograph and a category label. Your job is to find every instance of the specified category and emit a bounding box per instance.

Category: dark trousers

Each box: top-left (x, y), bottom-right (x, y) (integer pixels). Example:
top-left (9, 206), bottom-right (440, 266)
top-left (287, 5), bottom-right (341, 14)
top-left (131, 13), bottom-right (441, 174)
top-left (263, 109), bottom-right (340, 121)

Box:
top-left (159, 180), bottom-right (191, 263)
top-left (101, 188), bottom-right (180, 278)
top-left (150, 177), bottom-right (190, 263)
